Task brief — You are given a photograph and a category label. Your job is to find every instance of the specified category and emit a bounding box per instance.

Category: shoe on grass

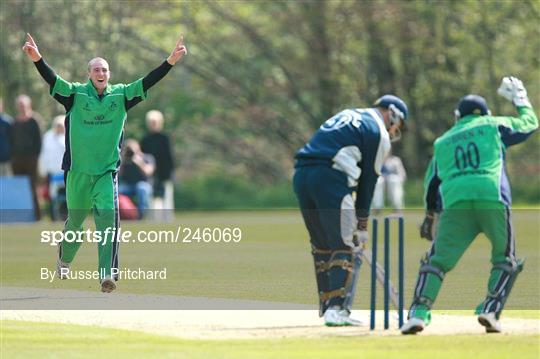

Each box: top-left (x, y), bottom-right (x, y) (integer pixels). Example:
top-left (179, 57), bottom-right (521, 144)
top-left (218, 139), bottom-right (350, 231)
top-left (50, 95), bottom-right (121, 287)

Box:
top-left (56, 258), bottom-right (70, 280)
top-left (100, 276), bottom-right (117, 293)
top-left (478, 312), bottom-right (501, 333)
top-left (401, 317), bottom-right (425, 335)
top-left (324, 306), bottom-right (363, 327)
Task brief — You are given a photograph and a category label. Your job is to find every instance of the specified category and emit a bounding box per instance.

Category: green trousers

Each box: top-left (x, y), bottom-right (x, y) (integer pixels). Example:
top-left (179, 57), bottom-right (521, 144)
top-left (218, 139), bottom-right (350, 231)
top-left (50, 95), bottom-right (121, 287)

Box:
top-left (59, 171), bottom-right (119, 280)
top-left (409, 200), bottom-right (518, 322)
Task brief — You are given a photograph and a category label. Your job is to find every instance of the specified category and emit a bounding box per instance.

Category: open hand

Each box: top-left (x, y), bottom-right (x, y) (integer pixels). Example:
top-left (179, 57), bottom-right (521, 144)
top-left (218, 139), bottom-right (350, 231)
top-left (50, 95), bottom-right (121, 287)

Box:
top-left (22, 33), bottom-right (41, 62)
top-left (167, 35), bottom-right (187, 65)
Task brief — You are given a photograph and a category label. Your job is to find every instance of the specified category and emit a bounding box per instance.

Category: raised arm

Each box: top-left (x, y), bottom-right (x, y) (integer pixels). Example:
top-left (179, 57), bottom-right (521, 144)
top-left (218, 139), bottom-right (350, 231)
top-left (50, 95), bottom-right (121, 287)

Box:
top-left (22, 33), bottom-right (74, 109)
top-left (142, 34), bottom-right (188, 91)
top-left (142, 61), bottom-right (173, 92)
top-left (34, 59), bottom-right (57, 86)
top-left (496, 76), bottom-right (538, 147)
top-left (126, 34), bottom-right (188, 110)
top-left (22, 33), bottom-right (56, 85)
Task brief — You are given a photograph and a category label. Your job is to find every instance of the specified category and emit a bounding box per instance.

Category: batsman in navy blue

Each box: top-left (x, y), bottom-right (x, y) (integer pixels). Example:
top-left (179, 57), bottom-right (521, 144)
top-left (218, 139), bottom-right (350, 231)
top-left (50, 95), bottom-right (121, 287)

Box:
top-left (293, 95), bottom-right (408, 326)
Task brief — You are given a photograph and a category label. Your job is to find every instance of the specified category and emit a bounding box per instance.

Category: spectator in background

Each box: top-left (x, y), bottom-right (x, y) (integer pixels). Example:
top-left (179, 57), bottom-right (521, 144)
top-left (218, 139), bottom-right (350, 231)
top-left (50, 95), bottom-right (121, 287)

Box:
top-left (371, 176), bottom-right (385, 215)
top-left (141, 110), bottom-right (175, 220)
top-left (10, 94), bottom-right (42, 220)
top-left (39, 115), bottom-right (66, 220)
top-left (119, 139), bottom-right (155, 219)
top-left (371, 153), bottom-right (407, 214)
top-left (39, 115), bottom-right (65, 176)
top-left (0, 98), bottom-right (13, 176)
top-left (384, 153), bottom-right (407, 213)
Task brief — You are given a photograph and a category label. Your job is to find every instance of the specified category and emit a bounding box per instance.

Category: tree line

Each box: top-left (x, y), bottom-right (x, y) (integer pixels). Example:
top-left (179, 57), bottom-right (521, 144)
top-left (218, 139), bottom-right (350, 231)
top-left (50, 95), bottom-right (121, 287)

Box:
top-left (2, 0), bottom-right (538, 199)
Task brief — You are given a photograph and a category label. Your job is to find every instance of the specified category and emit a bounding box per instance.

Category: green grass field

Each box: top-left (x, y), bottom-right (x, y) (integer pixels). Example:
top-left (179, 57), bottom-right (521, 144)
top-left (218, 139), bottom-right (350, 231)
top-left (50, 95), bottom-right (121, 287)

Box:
top-left (1, 320), bottom-right (539, 359)
top-left (1, 210), bottom-right (539, 357)
top-left (1, 210), bottom-right (538, 310)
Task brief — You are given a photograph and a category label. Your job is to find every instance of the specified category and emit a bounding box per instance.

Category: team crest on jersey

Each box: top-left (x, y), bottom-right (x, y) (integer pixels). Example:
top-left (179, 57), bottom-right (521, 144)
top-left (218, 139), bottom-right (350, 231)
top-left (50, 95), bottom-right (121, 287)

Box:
top-left (83, 102), bottom-right (91, 112)
top-left (109, 102), bottom-right (118, 112)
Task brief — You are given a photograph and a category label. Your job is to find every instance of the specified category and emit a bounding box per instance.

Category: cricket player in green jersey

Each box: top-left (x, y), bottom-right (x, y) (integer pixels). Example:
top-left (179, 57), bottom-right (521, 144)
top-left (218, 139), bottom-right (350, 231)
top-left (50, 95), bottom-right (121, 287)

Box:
top-left (22, 33), bottom-right (187, 292)
top-left (401, 77), bottom-right (538, 334)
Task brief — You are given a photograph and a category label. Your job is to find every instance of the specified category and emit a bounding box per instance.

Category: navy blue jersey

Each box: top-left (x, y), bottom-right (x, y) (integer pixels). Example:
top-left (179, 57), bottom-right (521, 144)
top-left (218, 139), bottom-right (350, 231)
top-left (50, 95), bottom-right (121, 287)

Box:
top-left (295, 108), bottom-right (391, 217)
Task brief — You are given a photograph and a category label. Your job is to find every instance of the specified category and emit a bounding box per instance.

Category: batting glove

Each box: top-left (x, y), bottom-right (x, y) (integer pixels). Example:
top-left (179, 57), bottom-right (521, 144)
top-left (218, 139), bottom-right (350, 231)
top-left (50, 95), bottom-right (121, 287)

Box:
top-left (352, 230), bottom-right (369, 248)
top-left (497, 76), bottom-right (531, 108)
top-left (357, 216), bottom-right (368, 231)
top-left (351, 216), bottom-right (369, 249)
top-left (420, 212), bottom-right (435, 242)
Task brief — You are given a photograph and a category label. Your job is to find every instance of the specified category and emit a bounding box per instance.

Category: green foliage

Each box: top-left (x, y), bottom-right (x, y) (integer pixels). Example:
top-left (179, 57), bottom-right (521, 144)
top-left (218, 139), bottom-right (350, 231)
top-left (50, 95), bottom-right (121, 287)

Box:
top-left (404, 179), bottom-right (425, 208)
top-left (2, 0), bottom-right (539, 207)
top-left (174, 175), bottom-right (538, 210)
top-left (510, 176), bottom-right (540, 204)
top-left (175, 176), bottom-right (296, 209)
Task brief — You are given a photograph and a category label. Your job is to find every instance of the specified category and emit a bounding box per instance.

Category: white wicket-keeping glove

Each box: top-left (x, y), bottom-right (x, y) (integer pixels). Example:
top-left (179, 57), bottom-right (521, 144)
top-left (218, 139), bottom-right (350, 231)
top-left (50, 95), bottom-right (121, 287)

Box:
top-left (497, 76), bottom-right (531, 108)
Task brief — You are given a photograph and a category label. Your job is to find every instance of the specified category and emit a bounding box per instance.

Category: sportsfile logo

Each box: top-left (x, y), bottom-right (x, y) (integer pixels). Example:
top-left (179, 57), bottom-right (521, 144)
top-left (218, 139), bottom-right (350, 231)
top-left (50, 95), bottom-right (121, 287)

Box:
top-left (41, 228), bottom-right (131, 246)
top-left (40, 226), bottom-right (243, 246)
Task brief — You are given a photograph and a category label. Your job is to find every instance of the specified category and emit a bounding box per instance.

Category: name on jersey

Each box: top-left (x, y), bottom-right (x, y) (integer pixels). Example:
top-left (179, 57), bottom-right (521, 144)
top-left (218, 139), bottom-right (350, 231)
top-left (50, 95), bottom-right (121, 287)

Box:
top-left (445, 127), bottom-right (486, 146)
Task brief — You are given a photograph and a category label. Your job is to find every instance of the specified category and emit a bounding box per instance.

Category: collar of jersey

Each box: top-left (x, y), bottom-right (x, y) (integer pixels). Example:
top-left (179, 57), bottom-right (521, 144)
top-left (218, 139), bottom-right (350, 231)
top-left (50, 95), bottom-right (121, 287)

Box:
top-left (368, 108), bottom-right (386, 131)
top-left (86, 79), bottom-right (112, 98)
top-left (370, 108), bottom-right (384, 121)
top-left (456, 114), bottom-right (482, 126)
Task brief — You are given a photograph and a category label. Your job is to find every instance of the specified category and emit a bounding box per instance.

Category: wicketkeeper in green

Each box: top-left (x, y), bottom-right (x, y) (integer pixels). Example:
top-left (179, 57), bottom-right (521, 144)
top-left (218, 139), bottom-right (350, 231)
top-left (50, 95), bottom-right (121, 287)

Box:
top-left (22, 33), bottom-right (187, 292)
top-left (401, 77), bottom-right (538, 334)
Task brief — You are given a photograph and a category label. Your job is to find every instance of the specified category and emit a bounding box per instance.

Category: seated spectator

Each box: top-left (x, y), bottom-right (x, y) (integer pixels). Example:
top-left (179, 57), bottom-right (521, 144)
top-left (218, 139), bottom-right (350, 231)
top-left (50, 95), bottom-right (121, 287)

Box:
top-left (119, 139), bottom-right (155, 219)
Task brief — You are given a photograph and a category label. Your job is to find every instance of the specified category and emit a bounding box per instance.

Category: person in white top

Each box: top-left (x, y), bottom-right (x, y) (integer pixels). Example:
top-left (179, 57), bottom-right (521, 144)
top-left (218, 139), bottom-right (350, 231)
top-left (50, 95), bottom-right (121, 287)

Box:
top-left (384, 154), bottom-right (407, 212)
top-left (371, 153), bottom-right (407, 214)
top-left (39, 115), bottom-right (66, 220)
top-left (39, 115), bottom-right (65, 178)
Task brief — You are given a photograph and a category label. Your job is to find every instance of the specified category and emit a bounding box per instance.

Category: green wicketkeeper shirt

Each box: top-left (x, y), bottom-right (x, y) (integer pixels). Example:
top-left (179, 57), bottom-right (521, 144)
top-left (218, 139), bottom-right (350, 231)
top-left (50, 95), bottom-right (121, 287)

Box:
top-left (50, 77), bottom-right (147, 175)
top-left (424, 107), bottom-right (538, 209)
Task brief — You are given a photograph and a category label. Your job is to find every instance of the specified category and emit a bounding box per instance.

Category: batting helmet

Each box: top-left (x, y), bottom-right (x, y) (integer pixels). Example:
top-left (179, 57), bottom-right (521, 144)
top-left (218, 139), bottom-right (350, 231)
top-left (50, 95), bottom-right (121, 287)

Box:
top-left (374, 94), bottom-right (409, 122)
top-left (455, 94), bottom-right (490, 119)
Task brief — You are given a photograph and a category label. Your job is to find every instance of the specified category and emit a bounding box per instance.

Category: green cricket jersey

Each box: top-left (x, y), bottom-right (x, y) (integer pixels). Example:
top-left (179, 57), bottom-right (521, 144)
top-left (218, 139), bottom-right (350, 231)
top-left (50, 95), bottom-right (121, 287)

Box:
top-left (51, 76), bottom-right (147, 175)
top-left (424, 106), bottom-right (538, 209)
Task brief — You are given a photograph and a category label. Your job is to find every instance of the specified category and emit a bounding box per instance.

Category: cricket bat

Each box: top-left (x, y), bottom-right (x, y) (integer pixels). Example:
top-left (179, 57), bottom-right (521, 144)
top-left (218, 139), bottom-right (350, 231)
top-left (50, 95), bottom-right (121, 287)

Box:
top-left (357, 247), bottom-right (400, 309)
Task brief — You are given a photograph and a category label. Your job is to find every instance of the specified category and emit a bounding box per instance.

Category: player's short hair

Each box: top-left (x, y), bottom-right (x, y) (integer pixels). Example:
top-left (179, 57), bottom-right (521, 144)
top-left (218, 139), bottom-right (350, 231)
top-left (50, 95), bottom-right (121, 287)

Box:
top-left (87, 57), bottom-right (109, 72)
